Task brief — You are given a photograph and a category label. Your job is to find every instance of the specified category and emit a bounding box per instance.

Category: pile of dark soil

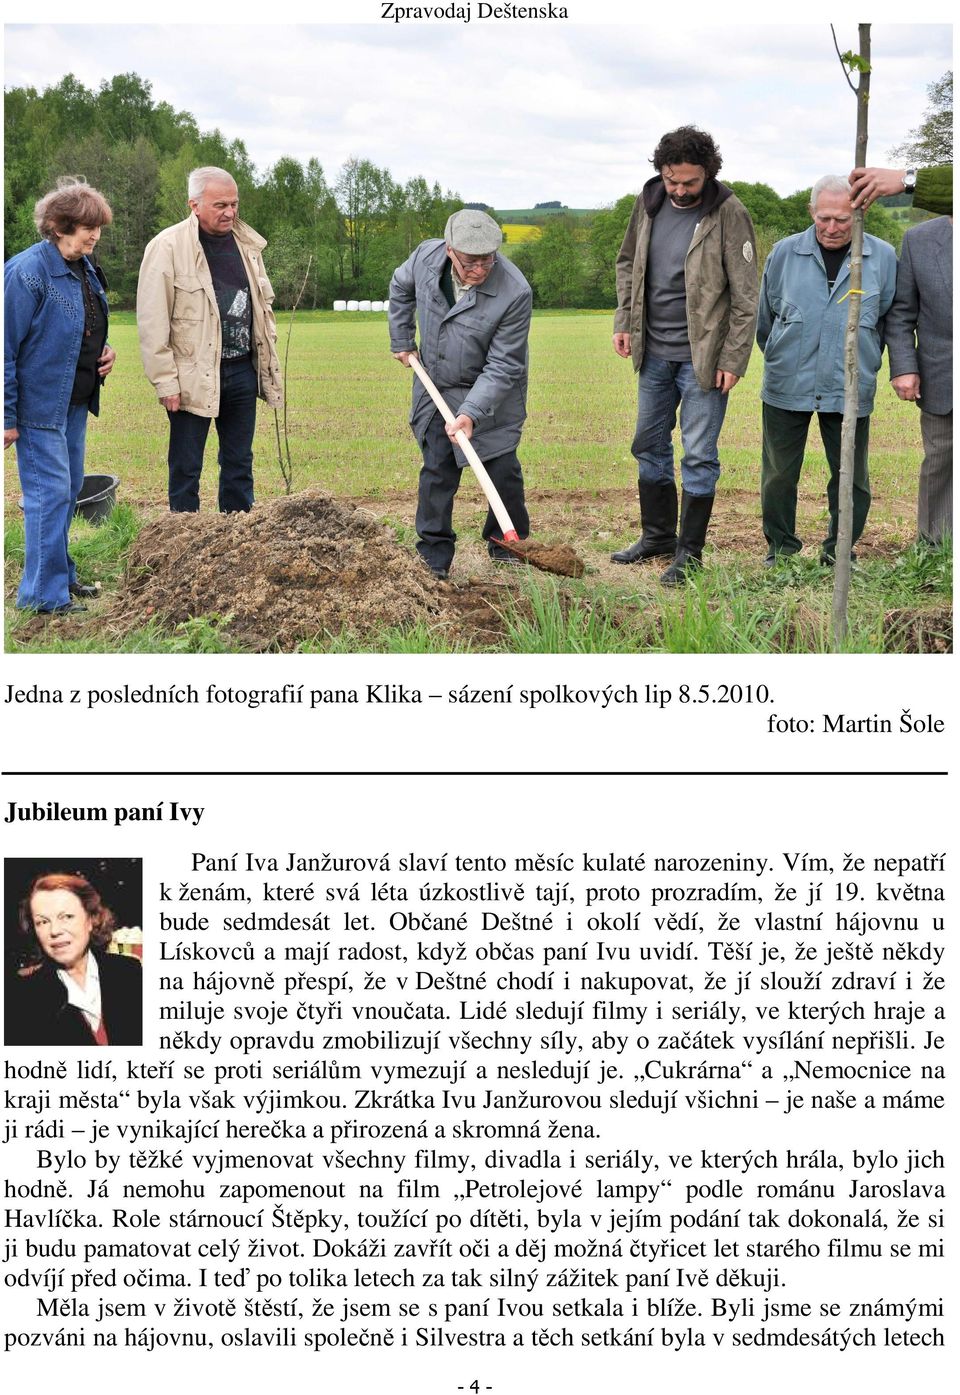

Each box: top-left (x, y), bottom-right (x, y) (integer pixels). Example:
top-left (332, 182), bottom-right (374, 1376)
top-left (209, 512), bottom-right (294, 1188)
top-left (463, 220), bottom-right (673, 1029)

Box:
top-left (111, 490), bottom-right (506, 650)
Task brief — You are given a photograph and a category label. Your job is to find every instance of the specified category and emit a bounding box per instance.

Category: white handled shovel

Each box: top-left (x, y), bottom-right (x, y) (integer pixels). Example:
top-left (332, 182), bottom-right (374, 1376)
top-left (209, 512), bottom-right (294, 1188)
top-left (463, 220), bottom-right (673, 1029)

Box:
top-left (408, 355), bottom-right (521, 542)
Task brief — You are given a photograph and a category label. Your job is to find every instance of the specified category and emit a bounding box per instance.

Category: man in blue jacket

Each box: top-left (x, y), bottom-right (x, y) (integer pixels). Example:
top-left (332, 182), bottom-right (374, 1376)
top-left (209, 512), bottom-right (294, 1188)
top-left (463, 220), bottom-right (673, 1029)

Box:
top-left (389, 209), bottom-right (532, 580)
top-left (757, 176), bottom-right (897, 564)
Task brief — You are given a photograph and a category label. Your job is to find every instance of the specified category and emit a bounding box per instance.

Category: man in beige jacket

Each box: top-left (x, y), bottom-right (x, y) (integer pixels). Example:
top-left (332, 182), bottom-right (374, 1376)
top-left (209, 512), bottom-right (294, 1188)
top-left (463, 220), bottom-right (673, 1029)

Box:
top-left (137, 166), bottom-right (282, 512)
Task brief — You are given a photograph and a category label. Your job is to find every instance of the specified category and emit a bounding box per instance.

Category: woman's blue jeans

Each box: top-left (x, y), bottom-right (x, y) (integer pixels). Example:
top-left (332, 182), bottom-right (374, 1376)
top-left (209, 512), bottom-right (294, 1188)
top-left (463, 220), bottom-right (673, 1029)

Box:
top-left (15, 404), bottom-right (88, 610)
top-left (632, 354), bottom-right (728, 497)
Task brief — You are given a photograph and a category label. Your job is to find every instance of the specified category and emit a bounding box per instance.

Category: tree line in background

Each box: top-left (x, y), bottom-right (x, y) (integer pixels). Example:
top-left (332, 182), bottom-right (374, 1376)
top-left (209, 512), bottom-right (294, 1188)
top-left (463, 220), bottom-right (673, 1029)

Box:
top-left (4, 72), bottom-right (462, 308)
top-left (4, 69), bottom-right (949, 311)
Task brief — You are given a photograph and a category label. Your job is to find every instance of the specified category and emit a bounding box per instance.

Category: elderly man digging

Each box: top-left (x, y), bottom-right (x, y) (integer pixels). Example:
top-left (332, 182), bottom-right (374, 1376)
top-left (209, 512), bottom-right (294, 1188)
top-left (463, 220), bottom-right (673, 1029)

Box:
top-left (389, 209), bottom-right (532, 579)
top-left (757, 176), bottom-right (897, 564)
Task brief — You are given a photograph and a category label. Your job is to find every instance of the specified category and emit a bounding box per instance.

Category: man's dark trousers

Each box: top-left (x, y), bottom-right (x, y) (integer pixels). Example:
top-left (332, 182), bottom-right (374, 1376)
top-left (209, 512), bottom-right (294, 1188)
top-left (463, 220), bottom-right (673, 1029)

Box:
top-left (761, 403), bottom-right (871, 560)
top-left (416, 411), bottom-right (529, 571)
top-left (167, 357), bottom-right (259, 512)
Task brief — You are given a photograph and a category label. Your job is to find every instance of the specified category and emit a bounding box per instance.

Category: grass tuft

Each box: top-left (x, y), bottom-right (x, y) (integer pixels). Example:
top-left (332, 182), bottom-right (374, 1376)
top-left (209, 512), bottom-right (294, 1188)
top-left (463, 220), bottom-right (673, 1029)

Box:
top-left (500, 577), bottom-right (622, 653)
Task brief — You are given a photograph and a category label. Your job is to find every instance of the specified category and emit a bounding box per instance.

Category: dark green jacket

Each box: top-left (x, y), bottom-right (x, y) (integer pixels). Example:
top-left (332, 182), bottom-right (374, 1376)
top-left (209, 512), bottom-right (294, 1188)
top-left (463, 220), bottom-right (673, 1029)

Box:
top-left (914, 165), bottom-right (952, 215)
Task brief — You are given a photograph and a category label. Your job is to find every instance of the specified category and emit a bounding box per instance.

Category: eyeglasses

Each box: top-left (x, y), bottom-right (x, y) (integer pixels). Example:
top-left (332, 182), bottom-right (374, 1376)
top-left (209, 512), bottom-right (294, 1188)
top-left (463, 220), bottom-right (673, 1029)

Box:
top-left (455, 253), bottom-right (496, 269)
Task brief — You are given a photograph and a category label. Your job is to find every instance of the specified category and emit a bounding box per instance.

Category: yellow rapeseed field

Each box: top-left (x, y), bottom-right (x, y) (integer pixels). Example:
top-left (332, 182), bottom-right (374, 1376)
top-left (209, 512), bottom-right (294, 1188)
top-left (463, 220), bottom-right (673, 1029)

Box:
top-left (502, 223), bottom-right (542, 244)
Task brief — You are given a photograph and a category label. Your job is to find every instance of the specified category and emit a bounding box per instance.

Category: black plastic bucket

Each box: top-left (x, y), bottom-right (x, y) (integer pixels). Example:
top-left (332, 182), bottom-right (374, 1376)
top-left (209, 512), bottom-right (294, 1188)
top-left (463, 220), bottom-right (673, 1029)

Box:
top-left (75, 473), bottom-right (119, 524)
top-left (18, 473), bottom-right (119, 524)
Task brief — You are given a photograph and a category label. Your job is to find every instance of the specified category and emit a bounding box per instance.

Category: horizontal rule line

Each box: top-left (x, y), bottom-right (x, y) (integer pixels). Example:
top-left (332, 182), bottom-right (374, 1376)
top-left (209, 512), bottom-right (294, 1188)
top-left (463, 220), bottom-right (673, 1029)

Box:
top-left (2, 770), bottom-right (949, 778)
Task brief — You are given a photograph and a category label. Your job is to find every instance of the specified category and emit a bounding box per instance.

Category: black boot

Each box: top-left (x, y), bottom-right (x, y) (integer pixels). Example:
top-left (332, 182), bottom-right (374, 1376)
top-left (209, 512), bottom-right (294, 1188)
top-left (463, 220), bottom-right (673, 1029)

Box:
top-left (611, 480), bottom-right (678, 563)
top-left (660, 491), bottom-right (715, 586)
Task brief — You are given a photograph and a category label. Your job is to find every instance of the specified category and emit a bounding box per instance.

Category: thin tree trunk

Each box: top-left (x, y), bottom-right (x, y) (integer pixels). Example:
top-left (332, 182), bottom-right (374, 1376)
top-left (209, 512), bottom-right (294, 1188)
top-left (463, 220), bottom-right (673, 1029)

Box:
top-left (273, 254), bottom-right (313, 496)
top-left (832, 23), bottom-right (871, 647)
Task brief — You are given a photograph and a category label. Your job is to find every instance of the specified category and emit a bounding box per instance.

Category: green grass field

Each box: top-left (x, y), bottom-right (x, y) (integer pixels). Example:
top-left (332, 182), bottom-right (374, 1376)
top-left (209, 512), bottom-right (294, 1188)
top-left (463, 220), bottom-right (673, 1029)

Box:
top-left (4, 311), bottom-right (951, 654)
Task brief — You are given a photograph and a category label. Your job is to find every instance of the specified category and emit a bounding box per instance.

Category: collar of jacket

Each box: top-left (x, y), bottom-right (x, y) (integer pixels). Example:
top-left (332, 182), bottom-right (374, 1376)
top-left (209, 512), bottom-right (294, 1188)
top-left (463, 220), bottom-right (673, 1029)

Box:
top-left (26, 951), bottom-right (116, 1034)
top-left (27, 955), bottom-right (74, 1016)
top-left (36, 237), bottom-right (96, 280)
top-left (182, 212), bottom-right (267, 252)
top-left (468, 257), bottom-right (506, 298)
top-left (642, 174), bottom-right (731, 218)
top-left (919, 215), bottom-right (953, 246)
top-left (794, 222), bottom-right (875, 260)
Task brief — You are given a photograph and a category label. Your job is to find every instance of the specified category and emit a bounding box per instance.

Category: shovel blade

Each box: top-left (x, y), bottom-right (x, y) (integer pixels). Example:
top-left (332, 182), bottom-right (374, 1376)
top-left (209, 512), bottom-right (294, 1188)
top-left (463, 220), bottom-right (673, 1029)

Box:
top-left (496, 536), bottom-right (586, 579)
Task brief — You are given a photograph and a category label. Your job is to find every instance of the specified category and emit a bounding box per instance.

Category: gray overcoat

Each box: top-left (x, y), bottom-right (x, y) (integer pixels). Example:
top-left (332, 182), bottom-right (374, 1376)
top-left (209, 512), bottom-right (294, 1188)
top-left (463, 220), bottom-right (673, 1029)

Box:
top-left (886, 216), bottom-right (953, 416)
top-left (388, 239), bottom-right (532, 461)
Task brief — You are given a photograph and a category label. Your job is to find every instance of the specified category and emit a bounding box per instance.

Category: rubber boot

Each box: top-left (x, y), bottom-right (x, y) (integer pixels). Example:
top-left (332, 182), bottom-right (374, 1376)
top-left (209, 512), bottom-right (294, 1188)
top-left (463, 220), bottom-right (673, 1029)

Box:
top-left (660, 491), bottom-right (715, 587)
top-left (611, 480), bottom-right (678, 563)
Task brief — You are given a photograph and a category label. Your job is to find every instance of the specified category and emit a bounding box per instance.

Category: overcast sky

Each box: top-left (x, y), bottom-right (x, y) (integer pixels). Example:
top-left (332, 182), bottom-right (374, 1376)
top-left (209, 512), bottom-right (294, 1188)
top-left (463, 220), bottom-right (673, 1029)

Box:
top-left (4, 18), bottom-right (952, 207)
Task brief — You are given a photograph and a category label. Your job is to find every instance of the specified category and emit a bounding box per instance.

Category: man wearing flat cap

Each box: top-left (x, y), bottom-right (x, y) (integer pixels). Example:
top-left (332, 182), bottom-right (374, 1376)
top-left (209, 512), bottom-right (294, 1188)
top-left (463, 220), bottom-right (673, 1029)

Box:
top-left (389, 209), bottom-right (533, 579)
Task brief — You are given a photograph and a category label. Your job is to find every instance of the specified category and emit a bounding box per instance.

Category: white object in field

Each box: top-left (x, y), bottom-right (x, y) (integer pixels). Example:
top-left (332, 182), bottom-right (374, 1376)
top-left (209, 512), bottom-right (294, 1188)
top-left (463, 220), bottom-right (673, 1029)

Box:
top-left (383, 299), bottom-right (390, 312)
top-left (359, 299), bottom-right (372, 311)
top-left (371, 300), bottom-right (384, 312)
top-left (408, 356), bottom-right (519, 541)
top-left (347, 300), bottom-right (359, 311)
top-left (333, 300), bottom-right (347, 311)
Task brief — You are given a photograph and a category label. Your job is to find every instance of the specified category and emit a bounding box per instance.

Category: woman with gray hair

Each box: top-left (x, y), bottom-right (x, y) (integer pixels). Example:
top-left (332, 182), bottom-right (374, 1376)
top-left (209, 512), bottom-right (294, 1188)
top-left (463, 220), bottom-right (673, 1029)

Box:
top-left (3, 178), bottom-right (116, 614)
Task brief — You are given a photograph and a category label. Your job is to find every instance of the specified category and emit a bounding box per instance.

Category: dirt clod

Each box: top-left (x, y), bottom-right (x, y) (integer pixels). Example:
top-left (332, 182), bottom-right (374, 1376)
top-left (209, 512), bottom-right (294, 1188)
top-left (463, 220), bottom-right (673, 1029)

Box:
top-left (111, 489), bottom-right (507, 650)
top-left (498, 538), bottom-right (586, 578)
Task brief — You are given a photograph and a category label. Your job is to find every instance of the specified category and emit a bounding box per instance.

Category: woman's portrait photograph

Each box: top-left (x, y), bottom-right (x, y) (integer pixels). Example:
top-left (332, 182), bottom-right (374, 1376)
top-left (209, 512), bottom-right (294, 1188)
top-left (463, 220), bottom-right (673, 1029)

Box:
top-left (4, 858), bottom-right (142, 1046)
